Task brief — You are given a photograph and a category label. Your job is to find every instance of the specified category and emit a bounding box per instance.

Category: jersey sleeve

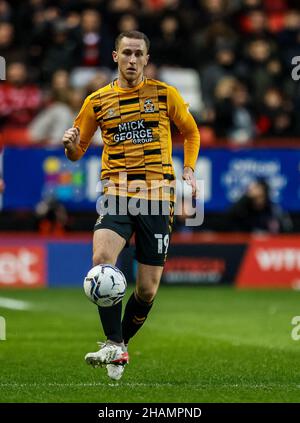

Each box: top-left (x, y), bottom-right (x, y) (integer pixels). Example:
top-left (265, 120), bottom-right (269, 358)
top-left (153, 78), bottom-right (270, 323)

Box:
top-left (73, 96), bottom-right (98, 155)
top-left (167, 86), bottom-right (200, 170)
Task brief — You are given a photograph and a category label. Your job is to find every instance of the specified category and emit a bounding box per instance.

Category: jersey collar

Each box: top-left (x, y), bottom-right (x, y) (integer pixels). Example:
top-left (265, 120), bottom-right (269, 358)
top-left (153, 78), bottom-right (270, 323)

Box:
top-left (112, 78), bottom-right (146, 93)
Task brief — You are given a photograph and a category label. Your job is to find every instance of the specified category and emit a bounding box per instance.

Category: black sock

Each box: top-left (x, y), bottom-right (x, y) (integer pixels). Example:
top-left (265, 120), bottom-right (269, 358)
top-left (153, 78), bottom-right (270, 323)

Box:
top-left (122, 292), bottom-right (154, 345)
top-left (98, 301), bottom-right (123, 343)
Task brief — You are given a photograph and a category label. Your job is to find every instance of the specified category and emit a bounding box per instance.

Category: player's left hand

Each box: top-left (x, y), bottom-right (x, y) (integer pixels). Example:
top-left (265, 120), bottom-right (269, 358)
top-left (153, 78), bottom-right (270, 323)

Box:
top-left (182, 167), bottom-right (196, 197)
top-left (0, 178), bottom-right (4, 193)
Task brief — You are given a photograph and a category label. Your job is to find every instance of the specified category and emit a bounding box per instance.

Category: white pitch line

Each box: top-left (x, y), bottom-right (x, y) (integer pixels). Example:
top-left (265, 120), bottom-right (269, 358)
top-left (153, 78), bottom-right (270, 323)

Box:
top-left (0, 297), bottom-right (33, 311)
top-left (0, 382), bottom-right (297, 389)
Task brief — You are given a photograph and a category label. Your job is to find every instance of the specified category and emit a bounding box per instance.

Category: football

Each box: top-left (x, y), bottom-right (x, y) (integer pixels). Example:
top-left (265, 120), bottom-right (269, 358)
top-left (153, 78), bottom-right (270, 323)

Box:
top-left (83, 264), bottom-right (127, 307)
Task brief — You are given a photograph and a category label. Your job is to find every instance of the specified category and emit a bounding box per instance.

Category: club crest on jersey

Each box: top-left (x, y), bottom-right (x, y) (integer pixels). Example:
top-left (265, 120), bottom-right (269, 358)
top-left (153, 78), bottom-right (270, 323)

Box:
top-left (107, 108), bottom-right (115, 117)
top-left (144, 98), bottom-right (155, 113)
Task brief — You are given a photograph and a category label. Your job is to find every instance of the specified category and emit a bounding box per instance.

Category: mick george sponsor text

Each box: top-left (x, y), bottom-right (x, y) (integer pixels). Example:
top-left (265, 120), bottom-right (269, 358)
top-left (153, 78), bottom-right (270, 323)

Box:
top-left (113, 120), bottom-right (154, 144)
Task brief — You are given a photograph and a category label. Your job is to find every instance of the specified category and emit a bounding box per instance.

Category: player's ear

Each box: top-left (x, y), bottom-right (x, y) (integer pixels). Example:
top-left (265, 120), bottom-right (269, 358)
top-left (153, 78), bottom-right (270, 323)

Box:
top-left (145, 54), bottom-right (150, 66)
top-left (112, 51), bottom-right (118, 63)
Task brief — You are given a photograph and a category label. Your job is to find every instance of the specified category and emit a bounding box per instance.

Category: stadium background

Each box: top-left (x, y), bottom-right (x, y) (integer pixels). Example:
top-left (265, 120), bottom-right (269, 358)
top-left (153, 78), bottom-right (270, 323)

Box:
top-left (1, 0), bottom-right (300, 403)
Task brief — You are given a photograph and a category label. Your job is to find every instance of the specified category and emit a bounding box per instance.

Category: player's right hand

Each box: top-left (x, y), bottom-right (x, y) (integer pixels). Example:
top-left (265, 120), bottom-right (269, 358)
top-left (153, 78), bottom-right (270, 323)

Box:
top-left (62, 127), bottom-right (80, 149)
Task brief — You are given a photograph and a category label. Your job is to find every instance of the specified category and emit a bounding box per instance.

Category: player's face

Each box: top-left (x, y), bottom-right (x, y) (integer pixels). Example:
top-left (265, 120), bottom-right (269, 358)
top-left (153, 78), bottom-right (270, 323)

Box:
top-left (113, 37), bottom-right (149, 87)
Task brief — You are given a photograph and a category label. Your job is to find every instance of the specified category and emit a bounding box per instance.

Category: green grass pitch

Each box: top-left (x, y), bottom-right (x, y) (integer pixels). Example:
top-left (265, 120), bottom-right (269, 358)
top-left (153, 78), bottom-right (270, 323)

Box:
top-left (0, 286), bottom-right (300, 403)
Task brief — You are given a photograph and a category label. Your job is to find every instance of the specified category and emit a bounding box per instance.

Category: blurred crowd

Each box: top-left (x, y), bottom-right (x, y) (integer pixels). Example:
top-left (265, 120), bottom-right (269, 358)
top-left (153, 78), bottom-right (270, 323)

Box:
top-left (0, 0), bottom-right (299, 147)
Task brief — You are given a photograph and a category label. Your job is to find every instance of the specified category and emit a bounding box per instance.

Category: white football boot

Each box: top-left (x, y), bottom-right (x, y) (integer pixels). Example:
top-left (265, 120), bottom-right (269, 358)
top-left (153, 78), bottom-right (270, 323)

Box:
top-left (85, 341), bottom-right (128, 368)
top-left (106, 345), bottom-right (129, 381)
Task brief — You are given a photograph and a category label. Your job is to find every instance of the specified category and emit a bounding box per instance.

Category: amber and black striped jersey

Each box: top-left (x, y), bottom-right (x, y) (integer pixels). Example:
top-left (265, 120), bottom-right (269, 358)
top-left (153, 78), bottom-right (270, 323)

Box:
top-left (73, 78), bottom-right (200, 199)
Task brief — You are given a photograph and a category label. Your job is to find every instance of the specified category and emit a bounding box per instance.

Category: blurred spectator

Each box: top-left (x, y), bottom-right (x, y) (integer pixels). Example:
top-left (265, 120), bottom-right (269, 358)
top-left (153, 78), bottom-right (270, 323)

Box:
top-left (107, 0), bottom-right (140, 36)
top-left (151, 14), bottom-right (185, 66)
top-left (243, 37), bottom-right (280, 104)
top-left (226, 179), bottom-right (293, 233)
top-left (200, 40), bottom-right (246, 109)
top-left (65, 11), bottom-right (81, 31)
top-left (117, 13), bottom-right (139, 34)
top-left (35, 196), bottom-right (68, 235)
top-left (192, 20), bottom-right (238, 68)
top-left (199, 0), bottom-right (233, 22)
top-left (256, 87), bottom-right (295, 137)
top-left (0, 22), bottom-right (26, 64)
top-left (227, 80), bottom-right (256, 143)
top-left (0, 0), bottom-right (11, 21)
top-left (29, 88), bottom-right (84, 145)
top-left (41, 20), bottom-right (77, 80)
top-left (247, 8), bottom-right (269, 37)
top-left (25, 4), bottom-right (64, 80)
top-left (213, 77), bottom-right (256, 143)
top-left (51, 69), bottom-right (70, 96)
top-left (108, 0), bottom-right (138, 14)
top-left (0, 178), bottom-right (4, 193)
top-left (238, 7), bottom-right (274, 41)
top-left (190, 0), bottom-right (238, 65)
top-left (73, 9), bottom-right (113, 68)
top-left (0, 62), bottom-right (42, 139)
top-left (277, 9), bottom-right (300, 68)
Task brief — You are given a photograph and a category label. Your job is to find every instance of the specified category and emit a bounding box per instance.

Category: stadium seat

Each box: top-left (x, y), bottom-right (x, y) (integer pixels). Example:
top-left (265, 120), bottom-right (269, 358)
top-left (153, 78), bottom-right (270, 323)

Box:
top-left (70, 67), bottom-right (107, 88)
top-left (158, 67), bottom-right (203, 121)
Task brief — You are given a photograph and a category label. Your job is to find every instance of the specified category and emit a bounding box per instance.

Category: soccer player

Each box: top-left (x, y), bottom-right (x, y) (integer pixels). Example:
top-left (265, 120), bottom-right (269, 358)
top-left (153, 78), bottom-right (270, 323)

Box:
top-left (62, 31), bottom-right (200, 381)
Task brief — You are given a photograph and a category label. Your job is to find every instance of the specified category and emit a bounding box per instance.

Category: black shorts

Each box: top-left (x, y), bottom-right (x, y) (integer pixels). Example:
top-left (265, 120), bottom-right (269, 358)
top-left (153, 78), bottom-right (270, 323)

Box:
top-left (94, 195), bottom-right (175, 266)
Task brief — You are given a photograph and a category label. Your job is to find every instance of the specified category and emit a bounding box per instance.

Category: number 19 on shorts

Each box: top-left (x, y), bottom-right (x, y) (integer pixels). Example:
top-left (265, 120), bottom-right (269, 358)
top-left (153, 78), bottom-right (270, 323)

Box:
top-left (154, 234), bottom-right (169, 254)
